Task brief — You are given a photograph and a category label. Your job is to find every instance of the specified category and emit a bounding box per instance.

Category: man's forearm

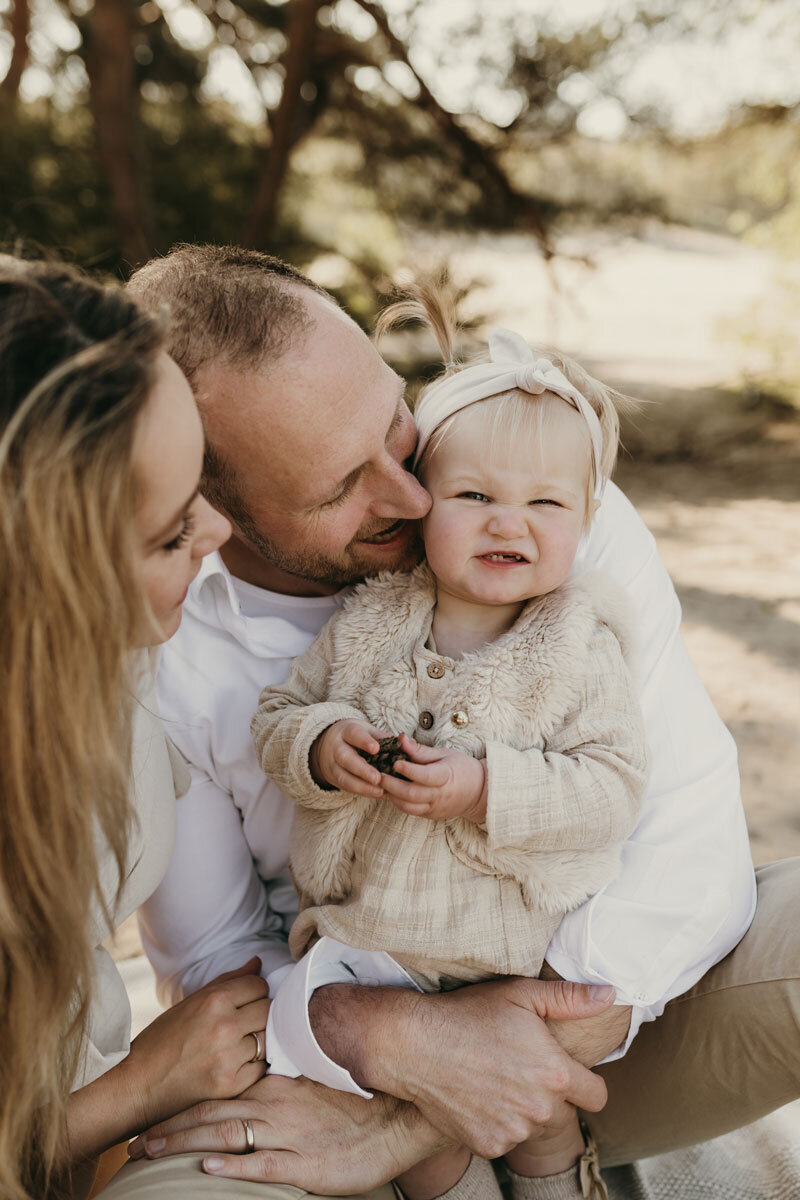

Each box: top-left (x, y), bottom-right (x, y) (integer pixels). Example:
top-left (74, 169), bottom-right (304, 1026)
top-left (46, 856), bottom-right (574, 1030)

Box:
top-left (307, 974), bottom-right (615, 1161)
top-left (308, 983), bottom-right (420, 1095)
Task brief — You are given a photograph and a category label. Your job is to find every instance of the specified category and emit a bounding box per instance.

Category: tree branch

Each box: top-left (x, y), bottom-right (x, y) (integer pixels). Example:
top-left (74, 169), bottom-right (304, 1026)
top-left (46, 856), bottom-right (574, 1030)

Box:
top-left (352, 0), bottom-right (551, 250)
top-left (243, 0), bottom-right (325, 248)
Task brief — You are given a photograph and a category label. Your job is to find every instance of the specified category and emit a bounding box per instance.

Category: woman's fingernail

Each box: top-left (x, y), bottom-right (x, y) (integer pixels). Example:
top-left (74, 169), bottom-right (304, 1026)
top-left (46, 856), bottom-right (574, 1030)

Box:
top-left (590, 985), bottom-right (616, 1002)
top-left (204, 1157), bottom-right (225, 1173)
top-left (144, 1137), bottom-right (166, 1155)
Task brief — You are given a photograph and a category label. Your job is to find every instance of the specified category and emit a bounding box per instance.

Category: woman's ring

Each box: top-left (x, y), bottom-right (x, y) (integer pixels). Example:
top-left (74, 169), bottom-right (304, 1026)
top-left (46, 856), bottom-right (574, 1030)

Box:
top-left (242, 1118), bottom-right (255, 1153)
top-left (248, 1031), bottom-right (263, 1062)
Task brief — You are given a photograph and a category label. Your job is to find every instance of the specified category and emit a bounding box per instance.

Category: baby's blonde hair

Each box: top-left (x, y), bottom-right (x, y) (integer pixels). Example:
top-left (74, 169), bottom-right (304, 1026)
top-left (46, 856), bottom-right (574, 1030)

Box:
top-left (376, 280), bottom-right (628, 523)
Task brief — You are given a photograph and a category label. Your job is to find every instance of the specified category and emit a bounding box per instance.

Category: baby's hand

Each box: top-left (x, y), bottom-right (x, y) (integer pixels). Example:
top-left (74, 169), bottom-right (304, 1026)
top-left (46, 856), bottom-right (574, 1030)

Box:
top-left (380, 733), bottom-right (487, 822)
top-left (311, 719), bottom-right (389, 798)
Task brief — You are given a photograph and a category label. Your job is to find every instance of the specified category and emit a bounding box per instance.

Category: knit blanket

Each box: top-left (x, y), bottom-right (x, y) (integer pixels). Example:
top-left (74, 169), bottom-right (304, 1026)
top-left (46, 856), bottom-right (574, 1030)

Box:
top-left (603, 1101), bottom-right (800, 1199)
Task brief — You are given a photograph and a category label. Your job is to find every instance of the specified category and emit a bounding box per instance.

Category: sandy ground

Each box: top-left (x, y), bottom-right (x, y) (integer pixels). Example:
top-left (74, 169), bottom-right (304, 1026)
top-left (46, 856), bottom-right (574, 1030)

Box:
top-left (616, 441), bottom-right (800, 867)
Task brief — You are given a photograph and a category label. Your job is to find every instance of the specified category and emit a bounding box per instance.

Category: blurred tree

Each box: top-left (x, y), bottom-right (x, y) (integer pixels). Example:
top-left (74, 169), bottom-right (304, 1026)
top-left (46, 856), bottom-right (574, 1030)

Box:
top-left (244, 0), bottom-right (323, 246)
top-left (1, 0), bottom-right (28, 99)
top-left (82, 0), bottom-right (156, 264)
top-left (3, 0), bottom-right (800, 288)
top-left (2, 0), bottom-right (560, 271)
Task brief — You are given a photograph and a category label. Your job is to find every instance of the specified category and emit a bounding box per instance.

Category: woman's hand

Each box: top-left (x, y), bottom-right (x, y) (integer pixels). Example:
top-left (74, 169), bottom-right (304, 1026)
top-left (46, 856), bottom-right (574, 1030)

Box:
top-left (127, 1073), bottom-right (449, 1192)
top-left (310, 719), bottom-right (389, 798)
top-left (67, 958), bottom-right (270, 1164)
top-left (380, 734), bottom-right (487, 823)
top-left (120, 956), bottom-right (270, 1132)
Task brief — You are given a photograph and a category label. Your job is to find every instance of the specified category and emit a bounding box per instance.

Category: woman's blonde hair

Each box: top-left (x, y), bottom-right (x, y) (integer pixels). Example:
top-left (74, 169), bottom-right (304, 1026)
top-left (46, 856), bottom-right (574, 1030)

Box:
top-left (376, 280), bottom-right (629, 520)
top-left (0, 257), bottom-right (162, 1197)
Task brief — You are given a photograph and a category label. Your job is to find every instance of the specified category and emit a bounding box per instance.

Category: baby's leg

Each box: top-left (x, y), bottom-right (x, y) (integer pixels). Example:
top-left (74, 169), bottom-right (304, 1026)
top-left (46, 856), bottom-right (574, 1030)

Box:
top-left (505, 1112), bottom-right (607, 1199)
top-left (396, 1147), bottom-right (501, 1200)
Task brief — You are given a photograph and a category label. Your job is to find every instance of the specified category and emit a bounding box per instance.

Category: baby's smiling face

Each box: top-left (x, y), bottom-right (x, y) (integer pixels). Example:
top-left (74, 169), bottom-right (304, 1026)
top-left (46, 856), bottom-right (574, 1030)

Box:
top-left (420, 395), bottom-right (593, 612)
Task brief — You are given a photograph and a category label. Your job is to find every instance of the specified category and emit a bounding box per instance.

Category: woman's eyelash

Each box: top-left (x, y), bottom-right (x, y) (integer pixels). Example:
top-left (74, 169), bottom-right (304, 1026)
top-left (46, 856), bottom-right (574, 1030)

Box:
top-left (163, 511), bottom-right (196, 552)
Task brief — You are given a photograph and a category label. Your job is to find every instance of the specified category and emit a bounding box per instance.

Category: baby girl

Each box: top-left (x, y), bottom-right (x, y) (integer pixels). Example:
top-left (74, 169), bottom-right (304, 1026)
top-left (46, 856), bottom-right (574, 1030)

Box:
top-left (252, 290), bottom-right (648, 1200)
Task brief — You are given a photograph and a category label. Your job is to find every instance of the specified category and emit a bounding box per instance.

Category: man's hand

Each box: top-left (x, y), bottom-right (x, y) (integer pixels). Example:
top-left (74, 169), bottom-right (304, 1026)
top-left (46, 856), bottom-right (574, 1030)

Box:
top-left (379, 734), bottom-right (487, 823)
top-left (310, 720), bottom-right (388, 797)
top-left (539, 961), bottom-right (632, 1067)
top-left (127, 1074), bottom-right (448, 1192)
top-left (309, 977), bottom-right (614, 1160)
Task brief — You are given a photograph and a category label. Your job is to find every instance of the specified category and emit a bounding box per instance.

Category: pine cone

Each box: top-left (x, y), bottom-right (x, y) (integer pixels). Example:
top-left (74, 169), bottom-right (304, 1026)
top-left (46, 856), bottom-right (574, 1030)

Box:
top-left (357, 735), bottom-right (406, 777)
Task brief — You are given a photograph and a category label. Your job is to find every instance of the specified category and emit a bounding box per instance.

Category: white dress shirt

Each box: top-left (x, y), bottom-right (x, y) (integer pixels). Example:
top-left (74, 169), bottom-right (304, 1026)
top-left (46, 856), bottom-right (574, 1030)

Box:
top-left (140, 482), bottom-right (756, 1096)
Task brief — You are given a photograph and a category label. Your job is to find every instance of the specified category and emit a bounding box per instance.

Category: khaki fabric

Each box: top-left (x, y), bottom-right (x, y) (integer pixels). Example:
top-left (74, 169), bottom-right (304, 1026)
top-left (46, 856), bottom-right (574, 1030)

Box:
top-left (99, 1157), bottom-right (397, 1200)
top-left (587, 857), bottom-right (800, 1165)
top-left (253, 564), bottom-right (647, 990)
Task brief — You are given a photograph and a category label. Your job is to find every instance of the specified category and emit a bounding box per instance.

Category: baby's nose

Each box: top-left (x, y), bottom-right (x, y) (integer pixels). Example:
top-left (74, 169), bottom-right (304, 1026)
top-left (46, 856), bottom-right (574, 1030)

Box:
top-left (487, 507), bottom-right (527, 538)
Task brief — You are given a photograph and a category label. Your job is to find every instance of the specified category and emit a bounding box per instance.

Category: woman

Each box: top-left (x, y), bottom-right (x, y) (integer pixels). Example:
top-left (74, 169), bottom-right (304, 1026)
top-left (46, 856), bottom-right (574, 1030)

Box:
top-left (0, 255), bottom-right (270, 1200)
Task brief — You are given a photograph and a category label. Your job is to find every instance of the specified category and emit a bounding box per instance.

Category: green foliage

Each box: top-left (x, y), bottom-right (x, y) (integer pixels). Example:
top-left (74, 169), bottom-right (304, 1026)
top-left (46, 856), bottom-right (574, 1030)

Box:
top-left (721, 268), bottom-right (800, 411)
top-left (3, 0), bottom-right (800, 308)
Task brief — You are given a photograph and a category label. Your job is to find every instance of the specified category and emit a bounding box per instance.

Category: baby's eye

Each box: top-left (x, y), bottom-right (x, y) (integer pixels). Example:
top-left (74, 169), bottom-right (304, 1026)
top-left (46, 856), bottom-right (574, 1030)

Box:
top-left (459, 491), bottom-right (490, 502)
top-left (528, 498), bottom-right (562, 508)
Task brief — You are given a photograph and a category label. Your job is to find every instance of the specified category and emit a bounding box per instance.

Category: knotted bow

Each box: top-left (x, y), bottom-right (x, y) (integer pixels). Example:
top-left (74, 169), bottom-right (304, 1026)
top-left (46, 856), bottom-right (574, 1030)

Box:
top-left (413, 327), bottom-right (606, 498)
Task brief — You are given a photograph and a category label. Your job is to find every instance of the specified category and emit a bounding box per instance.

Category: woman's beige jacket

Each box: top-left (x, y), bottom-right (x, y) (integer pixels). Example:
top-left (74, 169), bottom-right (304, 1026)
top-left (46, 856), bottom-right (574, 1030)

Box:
top-left (76, 657), bottom-right (188, 1092)
top-left (252, 565), bottom-right (649, 990)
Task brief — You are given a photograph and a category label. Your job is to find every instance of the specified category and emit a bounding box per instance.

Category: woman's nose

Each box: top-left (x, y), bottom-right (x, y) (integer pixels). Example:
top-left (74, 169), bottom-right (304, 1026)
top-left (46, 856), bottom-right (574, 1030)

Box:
top-left (193, 496), bottom-right (232, 558)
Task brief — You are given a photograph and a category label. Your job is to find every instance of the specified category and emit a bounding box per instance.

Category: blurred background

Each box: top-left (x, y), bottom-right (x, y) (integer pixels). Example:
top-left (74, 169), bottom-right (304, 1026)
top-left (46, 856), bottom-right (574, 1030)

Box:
top-left (1, 0), bottom-right (798, 876)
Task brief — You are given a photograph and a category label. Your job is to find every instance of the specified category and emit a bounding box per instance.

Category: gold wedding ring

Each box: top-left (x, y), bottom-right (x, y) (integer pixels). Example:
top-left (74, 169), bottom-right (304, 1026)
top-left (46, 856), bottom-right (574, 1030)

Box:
top-left (248, 1031), bottom-right (263, 1063)
top-left (241, 1117), bottom-right (255, 1153)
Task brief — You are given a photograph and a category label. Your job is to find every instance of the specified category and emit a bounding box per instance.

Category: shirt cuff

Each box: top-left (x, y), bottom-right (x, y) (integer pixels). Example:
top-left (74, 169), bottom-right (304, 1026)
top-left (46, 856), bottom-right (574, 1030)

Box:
top-left (544, 943), bottom-right (658, 1064)
top-left (601, 1003), bottom-right (652, 1063)
top-left (265, 936), bottom-right (422, 1097)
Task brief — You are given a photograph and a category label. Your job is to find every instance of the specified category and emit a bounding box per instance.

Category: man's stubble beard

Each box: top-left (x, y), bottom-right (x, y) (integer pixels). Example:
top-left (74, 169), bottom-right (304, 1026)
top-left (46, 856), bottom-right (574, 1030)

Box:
top-left (202, 452), bottom-right (424, 586)
top-left (238, 514), bottom-right (424, 586)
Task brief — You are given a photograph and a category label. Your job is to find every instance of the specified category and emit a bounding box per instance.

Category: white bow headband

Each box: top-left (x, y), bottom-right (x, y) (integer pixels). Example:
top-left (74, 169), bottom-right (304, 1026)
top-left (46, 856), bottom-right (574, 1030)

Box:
top-left (413, 327), bottom-right (606, 499)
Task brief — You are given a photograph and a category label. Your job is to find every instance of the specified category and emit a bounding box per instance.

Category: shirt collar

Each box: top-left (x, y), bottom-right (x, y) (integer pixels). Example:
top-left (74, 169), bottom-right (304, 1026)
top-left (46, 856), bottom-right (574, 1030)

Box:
top-left (193, 549), bottom-right (241, 616)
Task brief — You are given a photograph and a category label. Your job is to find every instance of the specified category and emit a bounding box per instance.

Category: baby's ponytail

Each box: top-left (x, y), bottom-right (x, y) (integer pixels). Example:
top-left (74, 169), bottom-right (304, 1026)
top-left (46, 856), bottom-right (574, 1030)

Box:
top-left (375, 277), bottom-right (460, 374)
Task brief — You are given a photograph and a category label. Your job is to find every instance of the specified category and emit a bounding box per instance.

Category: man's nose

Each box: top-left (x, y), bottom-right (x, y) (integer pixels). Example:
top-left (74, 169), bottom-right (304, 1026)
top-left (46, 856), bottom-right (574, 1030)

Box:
top-left (374, 454), bottom-right (431, 519)
top-left (487, 507), bottom-right (527, 539)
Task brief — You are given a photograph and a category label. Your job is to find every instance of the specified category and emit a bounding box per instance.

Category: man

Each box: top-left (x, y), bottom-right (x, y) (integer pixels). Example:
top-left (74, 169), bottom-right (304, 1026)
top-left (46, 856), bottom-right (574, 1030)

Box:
top-left (105, 245), bottom-right (797, 1199)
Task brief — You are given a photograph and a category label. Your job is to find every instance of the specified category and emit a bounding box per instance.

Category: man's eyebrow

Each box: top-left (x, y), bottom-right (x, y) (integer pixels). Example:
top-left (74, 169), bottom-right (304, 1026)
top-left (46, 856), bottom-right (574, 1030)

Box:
top-left (151, 487), bottom-right (199, 545)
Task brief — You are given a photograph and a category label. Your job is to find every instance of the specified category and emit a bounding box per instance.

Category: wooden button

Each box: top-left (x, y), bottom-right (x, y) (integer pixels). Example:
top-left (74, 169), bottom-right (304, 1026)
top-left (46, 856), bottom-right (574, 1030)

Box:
top-left (419, 711), bottom-right (434, 730)
top-left (451, 710), bottom-right (469, 727)
top-left (427, 662), bottom-right (445, 679)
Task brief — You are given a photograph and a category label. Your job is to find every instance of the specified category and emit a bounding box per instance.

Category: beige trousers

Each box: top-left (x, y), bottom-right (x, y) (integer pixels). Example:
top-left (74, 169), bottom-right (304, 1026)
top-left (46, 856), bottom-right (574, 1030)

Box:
top-left (99, 859), bottom-right (800, 1197)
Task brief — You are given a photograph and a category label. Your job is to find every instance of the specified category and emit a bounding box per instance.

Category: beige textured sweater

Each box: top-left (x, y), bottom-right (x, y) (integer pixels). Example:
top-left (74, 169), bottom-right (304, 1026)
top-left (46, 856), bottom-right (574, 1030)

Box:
top-left (252, 565), bottom-right (648, 990)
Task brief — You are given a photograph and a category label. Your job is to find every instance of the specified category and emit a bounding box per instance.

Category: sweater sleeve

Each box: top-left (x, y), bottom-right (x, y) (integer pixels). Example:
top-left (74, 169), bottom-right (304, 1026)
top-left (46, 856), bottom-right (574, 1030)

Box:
top-left (250, 610), bottom-right (368, 811)
top-left (484, 621), bottom-right (648, 853)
